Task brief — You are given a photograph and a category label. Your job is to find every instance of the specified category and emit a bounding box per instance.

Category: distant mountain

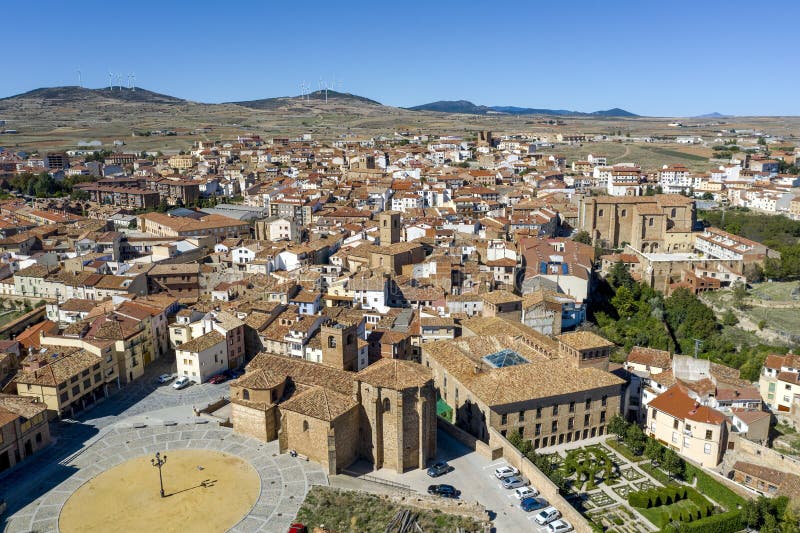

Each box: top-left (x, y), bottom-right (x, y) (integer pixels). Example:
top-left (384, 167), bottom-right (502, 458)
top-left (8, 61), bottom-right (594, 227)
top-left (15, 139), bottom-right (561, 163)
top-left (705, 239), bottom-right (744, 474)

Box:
top-left (230, 90), bottom-right (381, 110)
top-left (693, 112), bottom-right (728, 118)
top-left (0, 86), bottom-right (185, 105)
top-left (407, 100), bottom-right (492, 114)
top-left (408, 100), bottom-right (638, 117)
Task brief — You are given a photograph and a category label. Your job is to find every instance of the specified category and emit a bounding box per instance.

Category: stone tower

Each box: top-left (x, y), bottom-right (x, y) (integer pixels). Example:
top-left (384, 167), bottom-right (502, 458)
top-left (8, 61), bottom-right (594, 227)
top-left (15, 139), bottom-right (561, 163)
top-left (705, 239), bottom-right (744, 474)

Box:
top-left (321, 321), bottom-right (358, 371)
top-left (378, 211), bottom-right (401, 246)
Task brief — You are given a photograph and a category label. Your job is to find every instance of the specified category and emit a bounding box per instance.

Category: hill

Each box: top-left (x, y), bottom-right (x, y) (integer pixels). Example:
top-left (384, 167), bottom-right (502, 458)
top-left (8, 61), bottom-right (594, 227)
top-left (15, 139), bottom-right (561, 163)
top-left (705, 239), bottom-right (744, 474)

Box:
top-left (0, 86), bottom-right (185, 105)
top-left (408, 100), bottom-right (638, 117)
top-left (230, 90), bottom-right (381, 110)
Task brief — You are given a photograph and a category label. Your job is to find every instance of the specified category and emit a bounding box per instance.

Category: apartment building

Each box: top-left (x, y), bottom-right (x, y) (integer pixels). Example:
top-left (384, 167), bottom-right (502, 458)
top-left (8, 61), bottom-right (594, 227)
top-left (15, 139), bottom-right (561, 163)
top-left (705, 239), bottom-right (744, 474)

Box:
top-left (137, 211), bottom-right (250, 239)
top-left (81, 185), bottom-right (160, 209)
top-left (0, 394), bottom-right (50, 473)
top-left (759, 353), bottom-right (800, 414)
top-left (14, 346), bottom-right (118, 418)
top-left (176, 331), bottom-right (226, 383)
top-left (646, 384), bottom-right (727, 468)
top-left (694, 227), bottom-right (773, 262)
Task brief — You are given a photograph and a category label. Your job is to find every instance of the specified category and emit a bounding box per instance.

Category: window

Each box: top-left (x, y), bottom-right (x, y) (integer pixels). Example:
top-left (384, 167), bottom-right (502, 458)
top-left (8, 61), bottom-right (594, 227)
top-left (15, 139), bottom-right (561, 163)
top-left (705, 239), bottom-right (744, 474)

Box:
top-left (383, 398), bottom-right (391, 413)
top-left (536, 407), bottom-right (542, 418)
top-left (585, 398), bottom-right (591, 410)
top-left (552, 405), bottom-right (559, 416)
top-left (35, 432), bottom-right (42, 444)
top-left (649, 218), bottom-right (654, 227)
top-left (601, 395), bottom-right (607, 407)
top-left (598, 209), bottom-right (604, 217)
top-left (651, 409), bottom-right (657, 419)
top-left (584, 414), bottom-right (590, 426)
top-left (83, 379), bottom-right (91, 389)
top-left (302, 420), bottom-right (309, 432)
top-left (621, 209), bottom-right (627, 217)
top-left (600, 411), bottom-right (606, 424)
top-left (242, 389), bottom-right (250, 401)
top-left (551, 421), bottom-right (558, 433)
top-left (518, 410), bottom-right (525, 422)
top-left (568, 418), bottom-right (574, 430)
top-left (328, 336), bottom-right (336, 348)
top-left (672, 432), bottom-right (678, 443)
top-left (683, 436), bottom-right (690, 447)
top-left (72, 386), bottom-right (80, 396)
top-left (501, 413), bottom-right (508, 425)
top-left (704, 443), bottom-right (712, 455)
top-left (673, 419), bottom-right (679, 430)
top-left (705, 430), bottom-right (713, 440)
top-left (535, 423), bottom-right (541, 436)
top-left (569, 401), bottom-right (575, 413)
top-left (650, 422), bottom-right (656, 433)
top-left (60, 392), bottom-right (68, 403)
top-left (94, 373), bottom-right (101, 383)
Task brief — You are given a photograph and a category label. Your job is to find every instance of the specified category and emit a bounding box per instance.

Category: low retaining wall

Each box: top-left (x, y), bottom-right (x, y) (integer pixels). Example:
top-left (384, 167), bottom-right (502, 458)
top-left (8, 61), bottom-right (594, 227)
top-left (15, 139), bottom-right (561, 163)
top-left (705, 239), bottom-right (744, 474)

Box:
top-left (437, 418), bottom-right (502, 460)
top-left (486, 427), bottom-right (593, 533)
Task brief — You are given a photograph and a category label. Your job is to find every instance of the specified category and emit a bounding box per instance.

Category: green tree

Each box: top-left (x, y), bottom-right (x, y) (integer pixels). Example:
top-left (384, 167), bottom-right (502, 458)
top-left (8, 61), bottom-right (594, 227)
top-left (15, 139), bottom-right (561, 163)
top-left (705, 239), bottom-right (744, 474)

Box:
top-left (644, 438), bottom-right (663, 465)
top-left (608, 415), bottom-right (628, 442)
top-left (608, 261), bottom-right (635, 291)
top-left (573, 231), bottom-right (592, 245)
top-left (662, 449), bottom-right (683, 479)
top-left (732, 281), bottom-right (748, 309)
top-left (612, 285), bottom-right (638, 318)
top-left (624, 424), bottom-right (646, 456)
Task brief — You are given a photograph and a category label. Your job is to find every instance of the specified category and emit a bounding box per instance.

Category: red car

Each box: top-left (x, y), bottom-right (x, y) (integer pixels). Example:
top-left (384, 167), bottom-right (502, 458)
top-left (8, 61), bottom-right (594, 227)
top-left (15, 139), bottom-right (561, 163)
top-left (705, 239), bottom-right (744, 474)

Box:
top-left (288, 524), bottom-right (307, 533)
top-left (208, 374), bottom-right (227, 384)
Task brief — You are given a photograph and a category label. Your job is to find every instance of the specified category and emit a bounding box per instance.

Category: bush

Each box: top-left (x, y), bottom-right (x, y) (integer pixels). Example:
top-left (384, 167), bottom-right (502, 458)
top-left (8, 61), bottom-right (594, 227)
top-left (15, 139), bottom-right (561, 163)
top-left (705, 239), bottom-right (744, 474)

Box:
top-left (664, 510), bottom-right (744, 533)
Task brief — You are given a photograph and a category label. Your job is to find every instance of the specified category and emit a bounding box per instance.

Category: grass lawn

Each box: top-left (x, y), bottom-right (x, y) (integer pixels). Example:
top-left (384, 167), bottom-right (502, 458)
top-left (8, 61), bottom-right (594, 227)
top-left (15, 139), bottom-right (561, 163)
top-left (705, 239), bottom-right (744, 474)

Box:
top-left (295, 486), bottom-right (485, 533)
top-left (0, 310), bottom-right (25, 327)
top-left (604, 439), bottom-right (643, 463)
top-left (749, 281), bottom-right (800, 302)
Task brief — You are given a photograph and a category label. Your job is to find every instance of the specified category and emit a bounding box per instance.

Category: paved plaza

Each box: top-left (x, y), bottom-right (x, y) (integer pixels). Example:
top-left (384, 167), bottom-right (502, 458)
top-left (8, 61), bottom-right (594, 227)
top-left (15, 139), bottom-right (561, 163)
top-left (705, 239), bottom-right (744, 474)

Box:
top-left (0, 360), bottom-right (328, 533)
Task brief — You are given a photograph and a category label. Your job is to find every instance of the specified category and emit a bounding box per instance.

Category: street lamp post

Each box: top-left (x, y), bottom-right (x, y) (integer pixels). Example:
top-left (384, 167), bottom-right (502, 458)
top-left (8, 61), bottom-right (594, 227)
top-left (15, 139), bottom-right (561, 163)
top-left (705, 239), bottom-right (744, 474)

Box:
top-left (151, 451), bottom-right (167, 498)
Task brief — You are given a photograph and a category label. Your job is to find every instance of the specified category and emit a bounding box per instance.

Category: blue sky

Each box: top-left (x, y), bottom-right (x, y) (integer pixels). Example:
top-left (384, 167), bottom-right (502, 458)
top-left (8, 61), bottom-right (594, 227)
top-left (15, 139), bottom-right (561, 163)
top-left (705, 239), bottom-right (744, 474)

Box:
top-left (3, 0), bottom-right (798, 116)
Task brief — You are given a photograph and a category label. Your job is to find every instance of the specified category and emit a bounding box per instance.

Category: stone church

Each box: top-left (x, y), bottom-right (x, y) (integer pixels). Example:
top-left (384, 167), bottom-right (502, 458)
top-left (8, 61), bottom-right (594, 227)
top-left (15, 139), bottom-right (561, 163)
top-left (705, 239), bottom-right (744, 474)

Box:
top-left (229, 320), bottom-right (437, 474)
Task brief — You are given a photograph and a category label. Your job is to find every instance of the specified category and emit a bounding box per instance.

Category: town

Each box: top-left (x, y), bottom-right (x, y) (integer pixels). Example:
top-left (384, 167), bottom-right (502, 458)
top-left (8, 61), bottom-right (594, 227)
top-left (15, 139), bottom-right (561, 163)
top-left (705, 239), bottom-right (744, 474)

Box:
top-left (0, 115), bottom-right (797, 533)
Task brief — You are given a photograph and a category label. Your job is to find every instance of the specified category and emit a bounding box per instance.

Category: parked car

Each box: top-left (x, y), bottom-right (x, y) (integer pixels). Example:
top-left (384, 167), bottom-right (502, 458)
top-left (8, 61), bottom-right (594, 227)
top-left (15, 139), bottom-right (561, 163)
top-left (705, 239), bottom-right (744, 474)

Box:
top-left (520, 497), bottom-right (548, 513)
top-left (501, 476), bottom-right (528, 489)
top-left (156, 373), bottom-right (174, 384)
top-left (230, 368), bottom-right (244, 379)
top-left (514, 486), bottom-right (538, 499)
top-left (427, 484), bottom-right (460, 498)
top-left (288, 524), bottom-right (308, 533)
top-left (426, 461), bottom-right (453, 477)
top-left (172, 376), bottom-right (190, 389)
top-left (534, 506), bottom-right (561, 525)
top-left (547, 519), bottom-right (573, 533)
top-left (493, 465), bottom-right (519, 479)
top-left (208, 374), bottom-right (227, 384)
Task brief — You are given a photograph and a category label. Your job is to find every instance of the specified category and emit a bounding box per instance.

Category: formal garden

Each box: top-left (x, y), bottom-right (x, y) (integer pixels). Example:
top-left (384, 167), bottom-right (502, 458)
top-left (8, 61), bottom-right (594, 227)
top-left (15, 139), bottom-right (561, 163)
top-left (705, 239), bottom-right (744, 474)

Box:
top-left (508, 416), bottom-right (800, 532)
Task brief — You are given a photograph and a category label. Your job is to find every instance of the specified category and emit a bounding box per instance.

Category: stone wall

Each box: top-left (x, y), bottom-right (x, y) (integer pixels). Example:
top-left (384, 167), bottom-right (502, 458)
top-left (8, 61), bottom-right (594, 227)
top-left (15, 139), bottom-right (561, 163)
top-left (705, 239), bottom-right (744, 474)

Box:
top-left (486, 427), bottom-right (593, 533)
top-left (283, 411), bottom-right (336, 473)
top-left (436, 418), bottom-right (503, 460)
top-left (231, 402), bottom-right (277, 442)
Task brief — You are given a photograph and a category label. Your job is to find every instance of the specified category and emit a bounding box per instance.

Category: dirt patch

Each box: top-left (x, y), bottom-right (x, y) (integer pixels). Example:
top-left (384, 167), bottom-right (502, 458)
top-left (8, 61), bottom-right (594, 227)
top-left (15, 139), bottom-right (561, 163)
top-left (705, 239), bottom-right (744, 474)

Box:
top-left (59, 449), bottom-right (260, 533)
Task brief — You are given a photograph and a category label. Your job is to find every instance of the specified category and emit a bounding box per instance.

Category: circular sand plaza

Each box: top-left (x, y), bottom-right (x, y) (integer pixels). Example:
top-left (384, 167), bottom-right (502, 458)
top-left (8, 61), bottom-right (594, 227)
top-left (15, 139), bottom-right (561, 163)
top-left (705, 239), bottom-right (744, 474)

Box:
top-left (59, 449), bottom-right (260, 532)
top-left (2, 423), bottom-right (328, 533)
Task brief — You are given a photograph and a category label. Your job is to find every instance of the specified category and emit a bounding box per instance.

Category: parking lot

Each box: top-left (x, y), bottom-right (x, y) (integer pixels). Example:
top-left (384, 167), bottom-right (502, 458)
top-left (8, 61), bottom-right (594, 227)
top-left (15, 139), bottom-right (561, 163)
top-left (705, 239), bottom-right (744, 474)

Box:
top-left (350, 430), bottom-right (562, 532)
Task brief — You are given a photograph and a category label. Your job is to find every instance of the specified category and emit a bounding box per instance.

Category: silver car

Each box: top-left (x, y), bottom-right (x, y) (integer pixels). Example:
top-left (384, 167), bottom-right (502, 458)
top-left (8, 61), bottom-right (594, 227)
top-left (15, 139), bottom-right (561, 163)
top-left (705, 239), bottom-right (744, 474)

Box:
top-left (501, 476), bottom-right (528, 489)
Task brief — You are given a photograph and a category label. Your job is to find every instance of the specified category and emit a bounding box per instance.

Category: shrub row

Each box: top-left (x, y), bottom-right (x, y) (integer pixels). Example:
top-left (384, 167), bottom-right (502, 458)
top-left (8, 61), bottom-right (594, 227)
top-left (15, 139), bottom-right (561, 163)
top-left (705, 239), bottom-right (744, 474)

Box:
top-left (660, 510), bottom-right (744, 533)
top-left (628, 486), bottom-right (688, 508)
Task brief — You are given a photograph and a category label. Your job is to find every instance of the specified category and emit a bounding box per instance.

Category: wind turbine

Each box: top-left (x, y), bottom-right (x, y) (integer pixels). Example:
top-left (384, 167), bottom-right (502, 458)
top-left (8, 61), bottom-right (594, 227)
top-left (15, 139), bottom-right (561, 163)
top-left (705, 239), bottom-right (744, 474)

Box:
top-left (76, 69), bottom-right (82, 88)
top-left (116, 73), bottom-right (123, 90)
top-left (108, 71), bottom-right (114, 90)
top-left (131, 72), bottom-right (136, 91)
